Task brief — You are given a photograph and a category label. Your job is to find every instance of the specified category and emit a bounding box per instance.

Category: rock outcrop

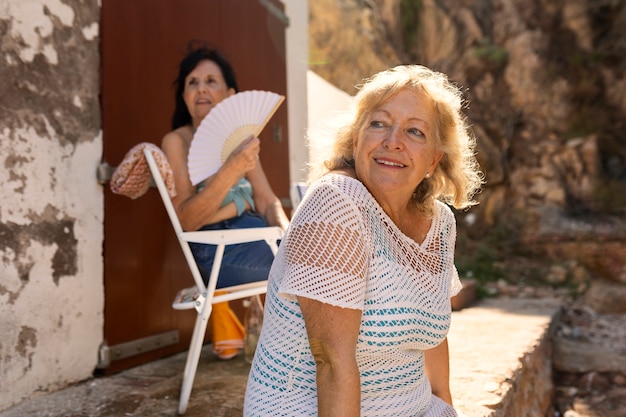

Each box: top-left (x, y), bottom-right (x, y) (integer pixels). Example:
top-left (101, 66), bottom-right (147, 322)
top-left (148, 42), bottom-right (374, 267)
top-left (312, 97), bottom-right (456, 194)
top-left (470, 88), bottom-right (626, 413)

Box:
top-left (309, 0), bottom-right (626, 284)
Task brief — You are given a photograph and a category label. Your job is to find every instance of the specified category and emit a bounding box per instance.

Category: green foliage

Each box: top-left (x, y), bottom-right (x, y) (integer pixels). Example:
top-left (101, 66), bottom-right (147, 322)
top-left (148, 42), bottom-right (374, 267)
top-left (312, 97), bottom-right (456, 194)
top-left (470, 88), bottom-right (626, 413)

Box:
top-left (455, 211), bottom-right (529, 298)
top-left (473, 37), bottom-right (509, 68)
top-left (456, 244), bottom-right (505, 284)
top-left (567, 50), bottom-right (606, 68)
top-left (400, 0), bottom-right (423, 48)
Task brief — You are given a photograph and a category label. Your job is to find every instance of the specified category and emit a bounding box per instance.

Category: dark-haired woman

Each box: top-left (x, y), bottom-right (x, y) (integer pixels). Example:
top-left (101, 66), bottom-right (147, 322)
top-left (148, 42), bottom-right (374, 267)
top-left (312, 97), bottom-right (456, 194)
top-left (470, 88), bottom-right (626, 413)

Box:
top-left (161, 45), bottom-right (289, 359)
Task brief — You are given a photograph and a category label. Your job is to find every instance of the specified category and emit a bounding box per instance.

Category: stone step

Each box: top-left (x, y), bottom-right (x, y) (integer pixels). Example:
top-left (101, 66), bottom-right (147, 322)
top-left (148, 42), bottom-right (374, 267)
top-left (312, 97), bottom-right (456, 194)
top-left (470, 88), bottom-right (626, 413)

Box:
top-left (449, 297), bottom-right (561, 417)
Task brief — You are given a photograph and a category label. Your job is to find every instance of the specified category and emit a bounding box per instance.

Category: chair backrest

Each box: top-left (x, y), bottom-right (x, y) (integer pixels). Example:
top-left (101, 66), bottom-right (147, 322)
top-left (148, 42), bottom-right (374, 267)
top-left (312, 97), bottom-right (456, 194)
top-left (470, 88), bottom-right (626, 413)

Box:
top-left (290, 182), bottom-right (308, 211)
top-left (143, 148), bottom-right (185, 233)
top-left (143, 147), bottom-right (207, 292)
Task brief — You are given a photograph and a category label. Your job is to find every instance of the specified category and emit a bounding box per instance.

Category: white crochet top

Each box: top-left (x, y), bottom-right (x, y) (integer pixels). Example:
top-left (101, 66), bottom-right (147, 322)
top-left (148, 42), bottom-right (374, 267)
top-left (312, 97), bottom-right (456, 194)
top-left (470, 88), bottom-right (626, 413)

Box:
top-left (244, 173), bottom-right (462, 417)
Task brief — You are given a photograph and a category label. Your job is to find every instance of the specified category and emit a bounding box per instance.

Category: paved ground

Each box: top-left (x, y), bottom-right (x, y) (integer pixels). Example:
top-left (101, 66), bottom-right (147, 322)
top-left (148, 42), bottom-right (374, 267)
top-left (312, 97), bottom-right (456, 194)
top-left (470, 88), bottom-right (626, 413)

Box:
top-left (0, 297), bottom-right (562, 417)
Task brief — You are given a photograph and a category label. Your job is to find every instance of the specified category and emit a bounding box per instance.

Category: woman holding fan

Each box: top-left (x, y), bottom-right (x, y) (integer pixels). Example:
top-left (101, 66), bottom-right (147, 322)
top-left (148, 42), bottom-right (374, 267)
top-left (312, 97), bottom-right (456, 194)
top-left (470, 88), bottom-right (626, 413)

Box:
top-left (161, 44), bottom-right (289, 359)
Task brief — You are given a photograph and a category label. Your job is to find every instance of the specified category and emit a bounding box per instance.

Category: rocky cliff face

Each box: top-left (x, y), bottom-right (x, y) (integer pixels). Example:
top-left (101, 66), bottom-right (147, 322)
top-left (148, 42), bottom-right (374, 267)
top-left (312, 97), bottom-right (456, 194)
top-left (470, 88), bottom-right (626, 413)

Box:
top-left (309, 0), bottom-right (626, 287)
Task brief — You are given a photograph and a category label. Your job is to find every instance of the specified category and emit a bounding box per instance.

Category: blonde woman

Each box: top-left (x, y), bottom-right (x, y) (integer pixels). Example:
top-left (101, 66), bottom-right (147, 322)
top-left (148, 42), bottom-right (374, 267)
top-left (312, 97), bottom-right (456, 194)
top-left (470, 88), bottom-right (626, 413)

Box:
top-left (244, 65), bottom-right (482, 416)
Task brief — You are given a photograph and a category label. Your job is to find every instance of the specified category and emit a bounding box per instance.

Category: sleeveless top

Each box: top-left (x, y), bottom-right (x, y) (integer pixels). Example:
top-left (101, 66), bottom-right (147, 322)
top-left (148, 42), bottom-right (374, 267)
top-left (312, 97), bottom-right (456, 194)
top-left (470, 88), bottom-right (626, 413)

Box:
top-left (244, 173), bottom-right (461, 417)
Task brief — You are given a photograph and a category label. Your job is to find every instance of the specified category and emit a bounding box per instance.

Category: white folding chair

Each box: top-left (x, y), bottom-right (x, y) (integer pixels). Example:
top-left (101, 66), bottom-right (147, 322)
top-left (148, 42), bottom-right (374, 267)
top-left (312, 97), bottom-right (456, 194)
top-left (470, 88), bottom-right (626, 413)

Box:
top-left (143, 148), bottom-right (284, 415)
top-left (289, 181), bottom-right (309, 211)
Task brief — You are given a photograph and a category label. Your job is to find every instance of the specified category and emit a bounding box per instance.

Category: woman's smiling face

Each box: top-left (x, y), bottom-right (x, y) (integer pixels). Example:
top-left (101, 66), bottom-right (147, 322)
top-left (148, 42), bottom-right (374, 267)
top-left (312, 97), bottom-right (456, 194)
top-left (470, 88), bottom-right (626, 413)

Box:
top-left (353, 87), bottom-right (443, 204)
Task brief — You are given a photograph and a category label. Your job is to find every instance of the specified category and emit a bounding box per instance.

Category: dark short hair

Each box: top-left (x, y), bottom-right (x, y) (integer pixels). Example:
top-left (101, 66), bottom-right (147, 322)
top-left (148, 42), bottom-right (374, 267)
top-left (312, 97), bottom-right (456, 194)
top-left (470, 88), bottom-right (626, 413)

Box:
top-left (171, 42), bottom-right (239, 129)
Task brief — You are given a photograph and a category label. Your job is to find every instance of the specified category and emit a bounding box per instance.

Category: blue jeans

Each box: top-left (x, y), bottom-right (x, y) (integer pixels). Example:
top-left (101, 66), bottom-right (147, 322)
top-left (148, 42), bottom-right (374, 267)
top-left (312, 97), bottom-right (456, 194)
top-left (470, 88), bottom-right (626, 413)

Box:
top-left (189, 212), bottom-right (275, 289)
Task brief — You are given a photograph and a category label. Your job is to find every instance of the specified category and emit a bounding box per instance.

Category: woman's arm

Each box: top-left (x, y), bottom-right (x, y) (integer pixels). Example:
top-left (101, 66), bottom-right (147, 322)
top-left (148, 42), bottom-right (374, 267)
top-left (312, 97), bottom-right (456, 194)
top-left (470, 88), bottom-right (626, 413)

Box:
top-left (161, 130), bottom-right (261, 231)
top-left (424, 337), bottom-right (453, 405)
top-left (298, 296), bottom-right (362, 417)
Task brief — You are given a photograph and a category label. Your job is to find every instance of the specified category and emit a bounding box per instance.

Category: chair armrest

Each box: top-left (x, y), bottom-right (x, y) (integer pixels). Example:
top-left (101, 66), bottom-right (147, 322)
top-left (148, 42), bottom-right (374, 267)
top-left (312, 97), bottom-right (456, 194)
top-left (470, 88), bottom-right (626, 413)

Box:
top-left (180, 226), bottom-right (284, 245)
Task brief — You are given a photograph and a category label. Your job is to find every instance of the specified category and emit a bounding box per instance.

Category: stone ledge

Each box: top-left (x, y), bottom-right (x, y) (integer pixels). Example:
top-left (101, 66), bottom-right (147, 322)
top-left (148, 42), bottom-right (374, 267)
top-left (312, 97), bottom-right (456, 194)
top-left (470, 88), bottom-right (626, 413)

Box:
top-left (0, 297), bottom-right (564, 417)
top-left (449, 297), bottom-right (562, 417)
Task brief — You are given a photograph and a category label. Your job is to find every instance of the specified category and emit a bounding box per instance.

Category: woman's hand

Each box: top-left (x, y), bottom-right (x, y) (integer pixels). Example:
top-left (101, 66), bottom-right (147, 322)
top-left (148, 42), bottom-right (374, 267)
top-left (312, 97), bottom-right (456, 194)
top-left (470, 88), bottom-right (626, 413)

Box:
top-left (163, 129), bottom-right (288, 231)
top-left (162, 128), bottom-right (255, 230)
top-left (224, 135), bottom-right (261, 176)
top-left (224, 135), bottom-right (292, 229)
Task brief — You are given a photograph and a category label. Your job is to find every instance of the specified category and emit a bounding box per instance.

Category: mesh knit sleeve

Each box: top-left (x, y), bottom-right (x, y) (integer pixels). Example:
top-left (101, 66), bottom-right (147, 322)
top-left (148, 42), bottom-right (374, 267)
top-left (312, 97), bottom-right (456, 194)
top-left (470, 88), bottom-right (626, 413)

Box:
top-left (278, 181), bottom-right (369, 310)
top-left (450, 265), bottom-right (462, 296)
top-left (440, 202), bottom-right (463, 297)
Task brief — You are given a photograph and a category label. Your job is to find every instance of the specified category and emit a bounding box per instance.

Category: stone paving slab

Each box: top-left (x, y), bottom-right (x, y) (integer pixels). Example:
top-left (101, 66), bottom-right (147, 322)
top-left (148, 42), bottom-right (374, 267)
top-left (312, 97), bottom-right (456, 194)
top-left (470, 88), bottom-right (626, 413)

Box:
top-left (0, 297), bottom-right (562, 417)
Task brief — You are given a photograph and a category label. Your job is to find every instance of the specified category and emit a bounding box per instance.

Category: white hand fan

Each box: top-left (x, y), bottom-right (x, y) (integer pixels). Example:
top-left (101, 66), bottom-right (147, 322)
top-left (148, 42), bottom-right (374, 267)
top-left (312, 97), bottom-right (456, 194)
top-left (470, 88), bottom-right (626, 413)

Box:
top-left (187, 90), bottom-right (285, 185)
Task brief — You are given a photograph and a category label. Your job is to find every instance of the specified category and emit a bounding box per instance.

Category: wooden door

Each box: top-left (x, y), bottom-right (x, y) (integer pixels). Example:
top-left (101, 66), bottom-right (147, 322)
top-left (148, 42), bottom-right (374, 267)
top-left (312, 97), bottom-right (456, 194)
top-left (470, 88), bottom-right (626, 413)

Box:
top-left (100, 0), bottom-right (288, 373)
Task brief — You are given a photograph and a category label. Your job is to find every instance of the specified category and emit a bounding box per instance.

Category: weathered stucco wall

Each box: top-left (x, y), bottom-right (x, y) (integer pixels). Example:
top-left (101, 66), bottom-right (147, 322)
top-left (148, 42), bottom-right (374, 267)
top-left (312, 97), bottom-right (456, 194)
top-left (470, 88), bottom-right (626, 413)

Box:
top-left (0, 0), bottom-right (103, 410)
top-left (283, 0), bottom-right (310, 184)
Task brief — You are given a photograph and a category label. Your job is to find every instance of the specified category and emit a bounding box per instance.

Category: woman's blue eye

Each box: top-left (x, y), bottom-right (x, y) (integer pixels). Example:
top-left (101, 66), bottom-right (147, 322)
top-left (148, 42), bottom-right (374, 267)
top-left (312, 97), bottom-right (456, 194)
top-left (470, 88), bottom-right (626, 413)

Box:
top-left (407, 128), bottom-right (424, 137)
top-left (369, 120), bottom-right (386, 129)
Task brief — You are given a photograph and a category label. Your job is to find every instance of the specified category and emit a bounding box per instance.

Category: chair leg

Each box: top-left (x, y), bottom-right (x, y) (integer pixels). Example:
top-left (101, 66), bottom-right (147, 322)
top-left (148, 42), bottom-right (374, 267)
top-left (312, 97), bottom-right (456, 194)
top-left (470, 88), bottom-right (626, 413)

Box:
top-left (178, 310), bottom-right (211, 415)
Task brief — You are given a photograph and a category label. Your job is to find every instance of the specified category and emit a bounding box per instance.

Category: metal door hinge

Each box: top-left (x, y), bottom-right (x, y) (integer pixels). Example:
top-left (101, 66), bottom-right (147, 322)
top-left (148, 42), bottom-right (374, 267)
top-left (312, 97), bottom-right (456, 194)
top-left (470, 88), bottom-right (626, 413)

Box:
top-left (97, 162), bottom-right (115, 184)
top-left (97, 330), bottom-right (179, 369)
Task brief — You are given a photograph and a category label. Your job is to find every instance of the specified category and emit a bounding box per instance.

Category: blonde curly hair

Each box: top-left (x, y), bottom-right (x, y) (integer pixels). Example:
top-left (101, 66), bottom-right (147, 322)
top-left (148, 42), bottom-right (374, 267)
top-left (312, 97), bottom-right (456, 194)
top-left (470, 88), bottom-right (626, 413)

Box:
top-left (308, 65), bottom-right (483, 213)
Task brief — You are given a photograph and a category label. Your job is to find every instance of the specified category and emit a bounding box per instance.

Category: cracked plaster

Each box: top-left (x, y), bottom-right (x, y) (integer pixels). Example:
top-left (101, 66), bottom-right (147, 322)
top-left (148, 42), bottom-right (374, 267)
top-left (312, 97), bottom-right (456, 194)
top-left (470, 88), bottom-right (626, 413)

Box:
top-left (0, 0), bottom-right (103, 411)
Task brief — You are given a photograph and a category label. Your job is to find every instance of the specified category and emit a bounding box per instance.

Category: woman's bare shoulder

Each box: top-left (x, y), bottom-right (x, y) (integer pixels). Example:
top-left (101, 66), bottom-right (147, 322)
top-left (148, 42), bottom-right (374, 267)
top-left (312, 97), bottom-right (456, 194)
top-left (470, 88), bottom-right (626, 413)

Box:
top-left (162, 126), bottom-right (192, 149)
